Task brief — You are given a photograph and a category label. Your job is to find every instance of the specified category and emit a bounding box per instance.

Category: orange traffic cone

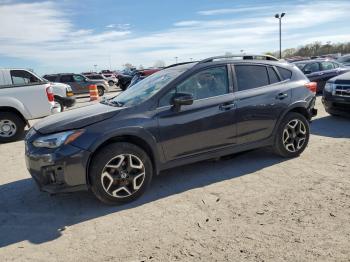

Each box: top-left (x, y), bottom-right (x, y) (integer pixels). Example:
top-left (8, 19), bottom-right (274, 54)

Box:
top-left (89, 84), bottom-right (99, 101)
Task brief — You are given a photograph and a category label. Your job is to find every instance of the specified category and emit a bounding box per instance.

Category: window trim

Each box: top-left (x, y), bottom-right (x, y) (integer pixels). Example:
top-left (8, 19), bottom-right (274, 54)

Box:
top-left (157, 64), bottom-right (232, 108)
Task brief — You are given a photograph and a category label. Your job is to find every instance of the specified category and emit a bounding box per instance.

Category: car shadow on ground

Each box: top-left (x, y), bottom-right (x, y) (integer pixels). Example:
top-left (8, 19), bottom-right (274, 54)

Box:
top-left (0, 148), bottom-right (286, 247)
top-left (311, 115), bottom-right (350, 138)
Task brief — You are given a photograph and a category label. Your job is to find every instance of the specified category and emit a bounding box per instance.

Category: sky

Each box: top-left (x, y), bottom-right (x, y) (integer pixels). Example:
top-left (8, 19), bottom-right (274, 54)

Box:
top-left (0, 0), bottom-right (350, 74)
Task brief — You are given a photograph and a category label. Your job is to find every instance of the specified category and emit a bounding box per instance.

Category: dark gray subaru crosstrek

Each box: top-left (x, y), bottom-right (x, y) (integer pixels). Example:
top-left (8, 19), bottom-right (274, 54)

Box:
top-left (25, 55), bottom-right (317, 204)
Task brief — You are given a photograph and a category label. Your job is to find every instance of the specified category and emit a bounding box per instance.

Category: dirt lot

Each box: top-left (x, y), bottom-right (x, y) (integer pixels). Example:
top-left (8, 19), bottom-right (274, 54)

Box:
top-left (0, 97), bottom-right (349, 262)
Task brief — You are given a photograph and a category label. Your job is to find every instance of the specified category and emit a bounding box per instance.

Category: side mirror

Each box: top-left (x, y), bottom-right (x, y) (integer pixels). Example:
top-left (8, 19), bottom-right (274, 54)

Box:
top-left (303, 70), bottom-right (312, 75)
top-left (172, 92), bottom-right (193, 111)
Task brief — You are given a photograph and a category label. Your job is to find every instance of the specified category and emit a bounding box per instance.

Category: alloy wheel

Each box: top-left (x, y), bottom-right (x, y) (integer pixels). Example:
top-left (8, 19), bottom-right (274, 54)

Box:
top-left (101, 154), bottom-right (146, 198)
top-left (0, 119), bottom-right (17, 138)
top-left (282, 119), bottom-right (307, 153)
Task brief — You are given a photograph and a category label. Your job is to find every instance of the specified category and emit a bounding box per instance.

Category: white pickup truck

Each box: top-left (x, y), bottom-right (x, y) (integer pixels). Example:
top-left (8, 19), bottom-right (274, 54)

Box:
top-left (0, 69), bottom-right (55, 142)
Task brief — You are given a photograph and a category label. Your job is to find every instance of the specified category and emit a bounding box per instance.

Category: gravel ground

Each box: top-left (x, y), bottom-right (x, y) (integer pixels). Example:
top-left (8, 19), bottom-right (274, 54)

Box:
top-left (0, 97), bottom-right (349, 262)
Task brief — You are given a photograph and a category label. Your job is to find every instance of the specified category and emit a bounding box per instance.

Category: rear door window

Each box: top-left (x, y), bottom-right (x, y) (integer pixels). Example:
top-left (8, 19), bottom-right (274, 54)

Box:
top-left (235, 65), bottom-right (269, 91)
top-left (60, 75), bottom-right (74, 83)
top-left (73, 75), bottom-right (86, 82)
top-left (10, 70), bottom-right (41, 85)
top-left (43, 75), bottom-right (57, 82)
top-left (320, 61), bottom-right (335, 71)
top-left (303, 63), bottom-right (320, 74)
top-left (332, 62), bottom-right (339, 68)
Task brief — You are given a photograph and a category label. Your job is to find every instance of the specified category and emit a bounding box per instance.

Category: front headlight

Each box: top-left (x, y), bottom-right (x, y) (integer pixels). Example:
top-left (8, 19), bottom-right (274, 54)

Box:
top-left (324, 83), bottom-right (335, 93)
top-left (33, 130), bottom-right (84, 149)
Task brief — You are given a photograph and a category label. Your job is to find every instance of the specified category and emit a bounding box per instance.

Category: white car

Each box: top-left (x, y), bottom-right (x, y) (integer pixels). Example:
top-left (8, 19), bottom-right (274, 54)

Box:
top-left (102, 73), bottom-right (118, 86)
top-left (0, 68), bottom-right (55, 142)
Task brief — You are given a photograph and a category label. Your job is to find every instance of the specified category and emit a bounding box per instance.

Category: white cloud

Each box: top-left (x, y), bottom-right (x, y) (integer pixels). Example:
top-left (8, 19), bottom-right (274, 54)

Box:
top-left (0, 0), bottom-right (349, 73)
top-left (198, 6), bottom-right (274, 16)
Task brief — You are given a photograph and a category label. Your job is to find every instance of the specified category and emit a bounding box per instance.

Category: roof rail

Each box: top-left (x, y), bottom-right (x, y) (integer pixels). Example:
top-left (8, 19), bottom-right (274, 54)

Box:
top-left (164, 61), bottom-right (197, 69)
top-left (199, 54), bottom-right (279, 63)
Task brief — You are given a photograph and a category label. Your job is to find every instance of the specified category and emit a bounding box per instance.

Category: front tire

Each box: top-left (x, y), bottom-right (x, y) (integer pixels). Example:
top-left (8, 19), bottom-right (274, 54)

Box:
top-left (0, 112), bottom-right (26, 143)
top-left (97, 86), bottom-right (105, 96)
top-left (273, 112), bottom-right (310, 158)
top-left (119, 83), bottom-right (127, 91)
top-left (89, 142), bottom-right (153, 205)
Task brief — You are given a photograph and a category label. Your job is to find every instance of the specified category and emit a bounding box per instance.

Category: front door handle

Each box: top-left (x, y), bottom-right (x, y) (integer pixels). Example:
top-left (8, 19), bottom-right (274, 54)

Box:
top-left (276, 93), bottom-right (288, 100)
top-left (219, 102), bottom-right (235, 111)
top-left (318, 72), bottom-right (324, 76)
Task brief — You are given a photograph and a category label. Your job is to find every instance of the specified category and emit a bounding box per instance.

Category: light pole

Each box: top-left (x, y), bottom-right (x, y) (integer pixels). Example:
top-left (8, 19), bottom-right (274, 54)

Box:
top-left (174, 57), bottom-right (178, 64)
top-left (275, 12), bottom-right (285, 59)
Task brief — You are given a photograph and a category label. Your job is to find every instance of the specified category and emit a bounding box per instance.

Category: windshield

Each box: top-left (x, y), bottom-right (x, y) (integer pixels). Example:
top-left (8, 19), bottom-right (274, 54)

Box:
top-left (110, 69), bottom-right (183, 107)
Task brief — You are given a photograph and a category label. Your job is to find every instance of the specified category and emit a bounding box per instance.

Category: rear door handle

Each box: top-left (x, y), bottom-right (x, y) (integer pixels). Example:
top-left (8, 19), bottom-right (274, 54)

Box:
top-left (276, 93), bottom-right (288, 100)
top-left (219, 102), bottom-right (235, 111)
top-left (318, 72), bottom-right (324, 76)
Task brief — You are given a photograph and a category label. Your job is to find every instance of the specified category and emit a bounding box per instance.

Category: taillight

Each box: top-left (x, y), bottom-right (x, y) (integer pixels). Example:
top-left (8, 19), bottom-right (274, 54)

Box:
top-left (305, 82), bottom-right (317, 93)
top-left (46, 85), bottom-right (54, 102)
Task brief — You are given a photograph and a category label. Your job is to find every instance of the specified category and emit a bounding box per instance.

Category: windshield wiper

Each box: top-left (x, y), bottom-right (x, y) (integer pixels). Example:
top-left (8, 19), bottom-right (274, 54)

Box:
top-left (110, 100), bottom-right (124, 107)
top-left (100, 98), bottom-right (123, 107)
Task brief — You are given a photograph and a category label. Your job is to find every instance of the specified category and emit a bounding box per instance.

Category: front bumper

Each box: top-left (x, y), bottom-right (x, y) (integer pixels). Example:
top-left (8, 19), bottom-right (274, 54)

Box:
top-left (322, 91), bottom-right (350, 116)
top-left (25, 140), bottom-right (90, 194)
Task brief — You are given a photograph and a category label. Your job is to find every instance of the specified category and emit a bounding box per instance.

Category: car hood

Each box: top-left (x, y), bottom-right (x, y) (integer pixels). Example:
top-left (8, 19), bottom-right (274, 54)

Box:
top-left (329, 71), bottom-right (350, 84)
top-left (34, 103), bottom-right (122, 134)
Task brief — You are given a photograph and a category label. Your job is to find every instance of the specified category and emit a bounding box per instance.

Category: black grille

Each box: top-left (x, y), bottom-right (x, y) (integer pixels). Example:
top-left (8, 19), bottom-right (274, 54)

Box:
top-left (335, 85), bottom-right (350, 97)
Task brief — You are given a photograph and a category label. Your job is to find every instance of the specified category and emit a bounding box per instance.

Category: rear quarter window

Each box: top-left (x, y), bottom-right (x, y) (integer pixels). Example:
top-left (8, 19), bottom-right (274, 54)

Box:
top-left (277, 67), bottom-right (292, 80)
top-left (267, 67), bottom-right (280, 84)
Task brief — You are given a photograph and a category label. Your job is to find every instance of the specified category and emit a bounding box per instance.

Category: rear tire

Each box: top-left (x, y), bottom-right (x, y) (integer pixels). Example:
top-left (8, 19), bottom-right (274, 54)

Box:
top-left (273, 112), bottom-right (310, 158)
top-left (108, 80), bottom-right (114, 87)
top-left (54, 98), bottom-right (64, 112)
top-left (0, 112), bottom-right (26, 143)
top-left (89, 142), bottom-right (153, 205)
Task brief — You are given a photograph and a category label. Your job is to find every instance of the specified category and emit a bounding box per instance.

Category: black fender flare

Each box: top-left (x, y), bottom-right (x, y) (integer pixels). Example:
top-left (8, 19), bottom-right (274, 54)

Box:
top-left (86, 127), bottom-right (161, 184)
top-left (272, 100), bottom-right (310, 138)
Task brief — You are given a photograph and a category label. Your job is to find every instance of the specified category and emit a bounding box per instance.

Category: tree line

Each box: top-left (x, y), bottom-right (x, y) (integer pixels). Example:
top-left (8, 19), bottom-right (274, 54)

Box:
top-left (266, 41), bottom-right (350, 58)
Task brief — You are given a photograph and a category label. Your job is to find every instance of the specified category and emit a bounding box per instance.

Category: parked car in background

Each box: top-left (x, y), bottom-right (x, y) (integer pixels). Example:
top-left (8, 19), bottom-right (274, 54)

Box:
top-left (43, 73), bottom-right (109, 96)
top-left (293, 59), bottom-right (350, 92)
top-left (50, 82), bottom-right (76, 112)
top-left (117, 72), bottom-right (137, 91)
top-left (0, 69), bottom-right (55, 142)
top-left (127, 68), bottom-right (162, 89)
top-left (25, 55), bottom-right (317, 204)
top-left (101, 73), bottom-right (118, 86)
top-left (322, 72), bottom-right (350, 116)
top-left (337, 54), bottom-right (350, 67)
